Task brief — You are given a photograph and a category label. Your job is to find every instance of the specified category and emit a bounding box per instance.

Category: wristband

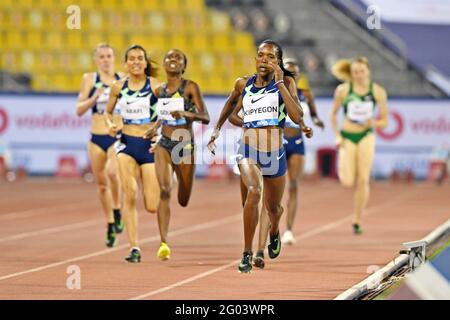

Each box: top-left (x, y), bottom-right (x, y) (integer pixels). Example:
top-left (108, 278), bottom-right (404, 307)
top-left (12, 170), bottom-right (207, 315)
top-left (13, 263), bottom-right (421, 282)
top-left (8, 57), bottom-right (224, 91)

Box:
top-left (274, 80), bottom-right (284, 87)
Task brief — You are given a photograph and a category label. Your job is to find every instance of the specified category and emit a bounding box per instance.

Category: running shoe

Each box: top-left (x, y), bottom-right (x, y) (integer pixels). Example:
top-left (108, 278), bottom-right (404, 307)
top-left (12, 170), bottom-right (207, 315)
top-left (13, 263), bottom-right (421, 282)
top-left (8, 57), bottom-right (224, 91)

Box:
top-left (113, 211), bottom-right (124, 234)
top-left (268, 231), bottom-right (281, 259)
top-left (157, 242), bottom-right (171, 260)
top-left (353, 223), bottom-right (363, 235)
top-left (105, 224), bottom-right (117, 248)
top-left (125, 248), bottom-right (141, 263)
top-left (253, 250), bottom-right (265, 269)
top-left (238, 251), bottom-right (253, 273)
top-left (281, 230), bottom-right (296, 245)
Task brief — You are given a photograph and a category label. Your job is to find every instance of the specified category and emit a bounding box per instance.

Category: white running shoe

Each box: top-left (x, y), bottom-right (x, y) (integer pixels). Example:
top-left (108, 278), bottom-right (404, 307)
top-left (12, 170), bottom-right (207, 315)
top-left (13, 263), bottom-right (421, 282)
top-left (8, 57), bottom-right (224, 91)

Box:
top-left (281, 230), bottom-right (296, 245)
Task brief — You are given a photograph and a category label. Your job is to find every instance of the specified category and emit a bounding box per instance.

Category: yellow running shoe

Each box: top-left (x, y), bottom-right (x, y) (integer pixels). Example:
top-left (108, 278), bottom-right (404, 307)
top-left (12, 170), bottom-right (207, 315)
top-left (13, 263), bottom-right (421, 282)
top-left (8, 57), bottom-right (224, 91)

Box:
top-left (157, 242), bottom-right (171, 260)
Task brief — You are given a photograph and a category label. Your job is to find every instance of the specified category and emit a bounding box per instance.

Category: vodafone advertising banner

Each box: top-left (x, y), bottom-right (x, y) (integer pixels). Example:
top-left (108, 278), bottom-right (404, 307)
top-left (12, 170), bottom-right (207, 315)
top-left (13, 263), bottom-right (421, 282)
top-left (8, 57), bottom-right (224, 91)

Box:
top-left (0, 94), bottom-right (449, 178)
top-left (0, 95), bottom-right (91, 174)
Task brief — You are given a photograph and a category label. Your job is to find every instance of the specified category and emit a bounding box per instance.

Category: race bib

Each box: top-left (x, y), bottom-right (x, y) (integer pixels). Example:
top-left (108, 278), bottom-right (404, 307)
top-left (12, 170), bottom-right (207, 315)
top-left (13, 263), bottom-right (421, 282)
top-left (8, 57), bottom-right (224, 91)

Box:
top-left (347, 101), bottom-right (373, 123)
top-left (95, 87), bottom-right (120, 115)
top-left (95, 88), bottom-right (109, 114)
top-left (243, 93), bottom-right (279, 127)
top-left (121, 97), bottom-right (151, 124)
top-left (157, 98), bottom-right (186, 126)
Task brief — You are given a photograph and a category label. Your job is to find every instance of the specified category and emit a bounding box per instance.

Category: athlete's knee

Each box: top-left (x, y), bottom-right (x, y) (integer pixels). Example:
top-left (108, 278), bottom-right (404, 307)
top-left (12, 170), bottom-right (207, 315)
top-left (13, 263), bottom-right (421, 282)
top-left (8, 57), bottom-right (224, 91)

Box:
top-left (339, 173), bottom-right (354, 188)
top-left (357, 176), bottom-right (370, 188)
top-left (123, 196), bottom-right (136, 209)
top-left (266, 203), bottom-right (283, 216)
top-left (288, 180), bottom-right (298, 192)
top-left (179, 199), bottom-right (189, 207)
top-left (122, 185), bottom-right (137, 203)
top-left (248, 185), bottom-right (262, 195)
top-left (144, 200), bottom-right (157, 213)
top-left (178, 193), bottom-right (190, 207)
top-left (178, 184), bottom-right (193, 207)
top-left (96, 180), bottom-right (108, 196)
top-left (341, 180), bottom-right (354, 188)
top-left (246, 185), bottom-right (262, 205)
top-left (160, 185), bottom-right (171, 200)
top-left (106, 167), bottom-right (118, 181)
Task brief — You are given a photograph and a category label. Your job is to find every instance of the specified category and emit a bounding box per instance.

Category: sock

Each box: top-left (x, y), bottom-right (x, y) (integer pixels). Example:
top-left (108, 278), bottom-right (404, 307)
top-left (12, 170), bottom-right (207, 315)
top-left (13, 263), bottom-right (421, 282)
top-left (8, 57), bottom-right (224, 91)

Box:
top-left (107, 223), bottom-right (115, 234)
top-left (113, 209), bottom-right (121, 221)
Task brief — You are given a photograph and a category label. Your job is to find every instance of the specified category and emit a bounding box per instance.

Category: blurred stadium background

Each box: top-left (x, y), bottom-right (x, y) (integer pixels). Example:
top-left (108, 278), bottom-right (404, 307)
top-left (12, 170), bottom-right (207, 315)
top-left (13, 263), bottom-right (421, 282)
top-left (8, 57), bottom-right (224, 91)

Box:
top-left (0, 0), bottom-right (449, 182)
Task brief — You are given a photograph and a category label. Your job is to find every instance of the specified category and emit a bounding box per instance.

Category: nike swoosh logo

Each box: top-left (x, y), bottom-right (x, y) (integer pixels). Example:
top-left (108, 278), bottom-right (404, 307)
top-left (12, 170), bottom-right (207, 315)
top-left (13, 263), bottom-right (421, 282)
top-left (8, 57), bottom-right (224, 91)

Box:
top-left (251, 96), bottom-right (264, 104)
top-left (126, 100), bottom-right (139, 105)
top-left (162, 101), bottom-right (170, 106)
top-left (138, 91), bottom-right (150, 97)
top-left (295, 139), bottom-right (302, 145)
top-left (276, 152), bottom-right (285, 160)
top-left (272, 237), bottom-right (281, 255)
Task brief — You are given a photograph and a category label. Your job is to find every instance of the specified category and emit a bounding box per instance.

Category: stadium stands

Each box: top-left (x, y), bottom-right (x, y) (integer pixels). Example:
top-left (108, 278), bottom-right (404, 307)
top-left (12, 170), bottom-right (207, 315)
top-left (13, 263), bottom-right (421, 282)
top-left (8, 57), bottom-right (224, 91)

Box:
top-left (1, 0), bottom-right (447, 97)
top-left (209, 0), bottom-right (445, 97)
top-left (0, 0), bottom-right (257, 94)
top-left (332, 1), bottom-right (450, 77)
top-left (330, 0), bottom-right (450, 96)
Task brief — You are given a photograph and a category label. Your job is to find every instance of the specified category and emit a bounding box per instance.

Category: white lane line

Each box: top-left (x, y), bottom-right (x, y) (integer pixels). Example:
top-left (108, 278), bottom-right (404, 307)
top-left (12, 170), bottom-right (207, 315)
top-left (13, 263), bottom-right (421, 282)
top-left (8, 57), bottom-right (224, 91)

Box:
top-left (0, 214), bottom-right (241, 282)
top-left (0, 219), bottom-right (103, 243)
top-left (129, 260), bottom-right (240, 300)
top-left (0, 180), bottom-right (336, 238)
top-left (130, 191), bottom-right (411, 300)
top-left (0, 202), bottom-right (97, 221)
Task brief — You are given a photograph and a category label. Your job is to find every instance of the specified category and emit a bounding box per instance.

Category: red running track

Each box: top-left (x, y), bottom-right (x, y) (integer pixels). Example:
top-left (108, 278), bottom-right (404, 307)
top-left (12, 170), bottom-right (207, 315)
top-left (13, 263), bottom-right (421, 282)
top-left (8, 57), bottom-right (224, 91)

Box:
top-left (0, 178), bottom-right (448, 299)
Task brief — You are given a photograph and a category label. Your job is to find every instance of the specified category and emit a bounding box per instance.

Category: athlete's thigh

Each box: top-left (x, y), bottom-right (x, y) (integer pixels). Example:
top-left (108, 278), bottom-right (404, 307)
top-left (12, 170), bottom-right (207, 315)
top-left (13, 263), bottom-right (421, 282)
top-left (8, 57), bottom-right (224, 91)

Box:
top-left (88, 141), bottom-right (107, 180)
top-left (357, 134), bottom-right (375, 181)
top-left (117, 153), bottom-right (140, 191)
top-left (240, 176), bottom-right (248, 207)
top-left (141, 163), bottom-right (160, 204)
top-left (263, 175), bottom-right (286, 210)
top-left (238, 158), bottom-right (263, 190)
top-left (287, 154), bottom-right (304, 182)
top-left (154, 145), bottom-right (173, 189)
top-left (105, 143), bottom-right (119, 175)
top-left (174, 161), bottom-right (195, 196)
top-left (338, 138), bottom-right (357, 186)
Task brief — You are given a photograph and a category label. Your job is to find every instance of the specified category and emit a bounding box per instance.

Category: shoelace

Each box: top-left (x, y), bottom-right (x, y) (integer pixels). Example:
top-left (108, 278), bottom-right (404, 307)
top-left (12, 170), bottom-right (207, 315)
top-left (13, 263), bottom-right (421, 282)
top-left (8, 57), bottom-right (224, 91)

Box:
top-left (242, 254), bottom-right (251, 265)
top-left (129, 249), bottom-right (140, 257)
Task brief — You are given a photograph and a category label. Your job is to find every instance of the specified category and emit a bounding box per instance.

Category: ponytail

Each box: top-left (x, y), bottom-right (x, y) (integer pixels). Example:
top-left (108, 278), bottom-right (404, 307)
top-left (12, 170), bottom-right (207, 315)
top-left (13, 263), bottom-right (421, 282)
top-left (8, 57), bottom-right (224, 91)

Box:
top-left (144, 61), bottom-right (150, 76)
top-left (280, 62), bottom-right (295, 79)
top-left (331, 59), bottom-right (352, 82)
top-left (331, 56), bottom-right (370, 82)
